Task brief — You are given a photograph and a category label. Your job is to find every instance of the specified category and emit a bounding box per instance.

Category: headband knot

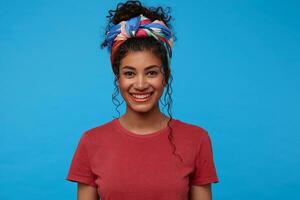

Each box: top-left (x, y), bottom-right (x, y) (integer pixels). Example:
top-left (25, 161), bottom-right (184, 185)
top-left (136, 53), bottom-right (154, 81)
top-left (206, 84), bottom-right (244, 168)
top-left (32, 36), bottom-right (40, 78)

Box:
top-left (104, 14), bottom-right (173, 66)
top-left (125, 15), bottom-right (141, 37)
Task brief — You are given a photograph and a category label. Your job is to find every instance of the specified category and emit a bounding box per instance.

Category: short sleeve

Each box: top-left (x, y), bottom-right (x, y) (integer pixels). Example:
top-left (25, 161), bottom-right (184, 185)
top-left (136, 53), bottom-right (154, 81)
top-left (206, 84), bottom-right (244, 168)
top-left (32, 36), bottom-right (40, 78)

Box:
top-left (66, 132), bottom-right (97, 187)
top-left (190, 131), bottom-right (219, 186)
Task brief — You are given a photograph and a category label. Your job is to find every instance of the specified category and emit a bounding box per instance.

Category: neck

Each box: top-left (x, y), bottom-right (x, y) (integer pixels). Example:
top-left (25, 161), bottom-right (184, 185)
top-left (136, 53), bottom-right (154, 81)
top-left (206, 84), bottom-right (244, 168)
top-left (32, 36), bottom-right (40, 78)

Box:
top-left (119, 104), bottom-right (170, 131)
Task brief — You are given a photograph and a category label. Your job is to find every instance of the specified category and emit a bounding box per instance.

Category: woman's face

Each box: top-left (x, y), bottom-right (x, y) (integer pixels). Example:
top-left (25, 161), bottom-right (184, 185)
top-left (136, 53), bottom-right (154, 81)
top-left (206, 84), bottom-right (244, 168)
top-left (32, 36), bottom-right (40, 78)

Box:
top-left (117, 50), bottom-right (165, 114)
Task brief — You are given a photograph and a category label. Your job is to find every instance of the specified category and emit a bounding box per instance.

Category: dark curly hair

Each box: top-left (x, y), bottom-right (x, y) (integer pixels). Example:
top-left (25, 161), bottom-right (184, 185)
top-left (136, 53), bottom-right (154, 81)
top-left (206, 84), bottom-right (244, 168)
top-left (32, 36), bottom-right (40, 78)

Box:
top-left (101, 0), bottom-right (182, 163)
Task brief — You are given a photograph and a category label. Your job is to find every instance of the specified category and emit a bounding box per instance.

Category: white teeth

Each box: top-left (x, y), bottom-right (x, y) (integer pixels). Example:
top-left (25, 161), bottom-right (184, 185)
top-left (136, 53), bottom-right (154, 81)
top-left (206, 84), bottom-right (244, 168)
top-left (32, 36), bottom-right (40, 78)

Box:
top-left (131, 93), bottom-right (151, 99)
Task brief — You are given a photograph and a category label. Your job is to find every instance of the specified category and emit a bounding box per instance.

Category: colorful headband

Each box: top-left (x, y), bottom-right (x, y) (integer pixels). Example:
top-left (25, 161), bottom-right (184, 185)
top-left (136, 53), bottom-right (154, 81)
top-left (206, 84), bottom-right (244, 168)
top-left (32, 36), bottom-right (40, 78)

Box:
top-left (104, 14), bottom-right (173, 66)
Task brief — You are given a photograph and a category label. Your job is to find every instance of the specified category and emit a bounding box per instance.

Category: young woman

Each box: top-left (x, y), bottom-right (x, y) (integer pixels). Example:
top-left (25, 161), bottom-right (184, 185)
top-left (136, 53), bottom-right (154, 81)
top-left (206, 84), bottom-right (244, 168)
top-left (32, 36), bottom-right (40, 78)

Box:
top-left (66, 1), bottom-right (219, 199)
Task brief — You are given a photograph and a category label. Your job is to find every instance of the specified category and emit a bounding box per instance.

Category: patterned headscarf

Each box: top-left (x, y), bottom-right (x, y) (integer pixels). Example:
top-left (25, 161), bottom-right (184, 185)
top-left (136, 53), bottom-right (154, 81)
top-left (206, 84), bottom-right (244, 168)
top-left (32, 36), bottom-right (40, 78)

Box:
top-left (104, 14), bottom-right (174, 66)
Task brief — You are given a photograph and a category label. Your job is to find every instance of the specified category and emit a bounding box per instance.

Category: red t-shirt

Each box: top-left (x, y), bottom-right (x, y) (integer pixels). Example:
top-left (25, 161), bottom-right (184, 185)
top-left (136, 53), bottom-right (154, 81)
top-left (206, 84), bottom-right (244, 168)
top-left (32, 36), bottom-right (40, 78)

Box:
top-left (66, 118), bottom-right (219, 199)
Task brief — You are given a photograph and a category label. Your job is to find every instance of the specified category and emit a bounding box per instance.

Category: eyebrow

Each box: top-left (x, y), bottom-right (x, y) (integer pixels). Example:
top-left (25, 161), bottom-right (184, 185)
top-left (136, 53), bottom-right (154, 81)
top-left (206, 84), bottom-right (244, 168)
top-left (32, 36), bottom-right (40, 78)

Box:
top-left (121, 65), bottom-right (161, 70)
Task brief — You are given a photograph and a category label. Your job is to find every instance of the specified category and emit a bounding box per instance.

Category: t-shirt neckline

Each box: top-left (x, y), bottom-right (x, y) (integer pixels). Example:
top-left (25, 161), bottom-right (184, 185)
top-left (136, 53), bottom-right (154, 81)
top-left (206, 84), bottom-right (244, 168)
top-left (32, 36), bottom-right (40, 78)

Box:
top-left (112, 118), bottom-right (177, 139)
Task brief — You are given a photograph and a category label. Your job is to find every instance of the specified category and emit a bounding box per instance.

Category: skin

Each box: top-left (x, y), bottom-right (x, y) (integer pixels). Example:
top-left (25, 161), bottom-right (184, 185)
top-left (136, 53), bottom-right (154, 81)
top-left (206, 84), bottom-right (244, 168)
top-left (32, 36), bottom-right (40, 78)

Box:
top-left (117, 50), bottom-right (170, 133)
top-left (77, 183), bottom-right (99, 200)
top-left (77, 50), bottom-right (212, 200)
top-left (190, 184), bottom-right (212, 200)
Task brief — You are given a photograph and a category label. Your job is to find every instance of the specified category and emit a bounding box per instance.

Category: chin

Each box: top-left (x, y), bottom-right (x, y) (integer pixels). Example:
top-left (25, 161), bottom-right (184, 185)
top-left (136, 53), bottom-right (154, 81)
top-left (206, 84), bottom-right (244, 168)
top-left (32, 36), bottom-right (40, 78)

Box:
top-left (125, 96), bottom-right (160, 114)
top-left (127, 103), bottom-right (157, 114)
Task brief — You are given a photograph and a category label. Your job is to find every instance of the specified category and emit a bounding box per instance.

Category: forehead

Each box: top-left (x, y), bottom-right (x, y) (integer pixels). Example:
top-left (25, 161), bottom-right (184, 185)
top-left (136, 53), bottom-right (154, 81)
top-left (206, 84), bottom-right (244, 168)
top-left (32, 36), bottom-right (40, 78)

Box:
top-left (120, 51), bottom-right (162, 70)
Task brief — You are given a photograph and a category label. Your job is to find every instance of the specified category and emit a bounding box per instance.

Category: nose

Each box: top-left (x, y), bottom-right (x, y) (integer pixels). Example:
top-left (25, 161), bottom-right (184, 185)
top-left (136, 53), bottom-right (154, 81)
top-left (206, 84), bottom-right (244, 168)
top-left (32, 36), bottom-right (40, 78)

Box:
top-left (134, 74), bottom-right (149, 90)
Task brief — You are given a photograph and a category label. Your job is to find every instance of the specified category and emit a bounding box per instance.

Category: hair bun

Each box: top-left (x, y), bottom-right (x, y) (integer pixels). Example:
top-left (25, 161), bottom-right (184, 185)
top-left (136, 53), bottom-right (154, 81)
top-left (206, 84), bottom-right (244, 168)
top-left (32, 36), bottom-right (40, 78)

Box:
top-left (108, 0), bottom-right (171, 25)
top-left (112, 1), bottom-right (149, 24)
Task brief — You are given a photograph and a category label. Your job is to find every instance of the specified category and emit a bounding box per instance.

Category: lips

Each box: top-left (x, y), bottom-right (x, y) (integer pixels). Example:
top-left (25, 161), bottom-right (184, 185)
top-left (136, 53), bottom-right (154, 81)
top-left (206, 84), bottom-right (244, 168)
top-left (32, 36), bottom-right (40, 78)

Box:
top-left (130, 92), bottom-right (154, 102)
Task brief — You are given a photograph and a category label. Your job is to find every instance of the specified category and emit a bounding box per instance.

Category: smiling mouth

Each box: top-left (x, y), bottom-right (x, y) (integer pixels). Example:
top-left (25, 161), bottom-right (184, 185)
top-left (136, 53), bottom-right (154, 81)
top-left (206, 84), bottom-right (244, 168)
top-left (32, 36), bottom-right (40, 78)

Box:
top-left (130, 92), bottom-right (154, 102)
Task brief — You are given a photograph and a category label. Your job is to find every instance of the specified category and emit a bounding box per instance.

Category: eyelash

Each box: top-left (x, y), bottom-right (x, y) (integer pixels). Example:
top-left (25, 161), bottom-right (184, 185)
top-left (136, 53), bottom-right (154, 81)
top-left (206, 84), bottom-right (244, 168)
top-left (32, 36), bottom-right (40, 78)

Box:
top-left (123, 71), bottom-right (158, 77)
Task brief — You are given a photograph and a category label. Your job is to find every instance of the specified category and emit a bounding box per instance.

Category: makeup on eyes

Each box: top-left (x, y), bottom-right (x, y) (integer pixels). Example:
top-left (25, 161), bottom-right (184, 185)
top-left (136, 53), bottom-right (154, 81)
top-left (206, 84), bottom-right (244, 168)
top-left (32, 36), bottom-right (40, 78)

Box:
top-left (121, 65), bottom-right (161, 78)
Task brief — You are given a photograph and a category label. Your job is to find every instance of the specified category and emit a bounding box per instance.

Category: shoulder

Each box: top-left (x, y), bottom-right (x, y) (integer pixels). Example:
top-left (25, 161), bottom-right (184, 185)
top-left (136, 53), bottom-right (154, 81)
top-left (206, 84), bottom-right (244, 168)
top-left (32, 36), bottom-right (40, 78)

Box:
top-left (173, 119), bottom-right (214, 156)
top-left (174, 119), bottom-right (210, 141)
top-left (175, 119), bottom-right (209, 135)
top-left (82, 119), bottom-right (116, 142)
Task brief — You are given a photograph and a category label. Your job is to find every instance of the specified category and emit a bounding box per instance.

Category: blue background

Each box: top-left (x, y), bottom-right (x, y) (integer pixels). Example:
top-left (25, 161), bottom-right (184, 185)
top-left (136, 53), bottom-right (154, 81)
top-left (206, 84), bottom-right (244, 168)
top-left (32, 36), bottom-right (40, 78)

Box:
top-left (1, 0), bottom-right (299, 199)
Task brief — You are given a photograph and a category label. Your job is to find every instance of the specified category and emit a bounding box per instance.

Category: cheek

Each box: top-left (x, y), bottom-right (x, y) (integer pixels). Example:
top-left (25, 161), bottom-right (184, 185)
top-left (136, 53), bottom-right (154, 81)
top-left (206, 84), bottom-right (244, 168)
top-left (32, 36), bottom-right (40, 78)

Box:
top-left (150, 78), bottom-right (165, 91)
top-left (118, 76), bottom-right (165, 91)
top-left (118, 79), bottom-right (134, 95)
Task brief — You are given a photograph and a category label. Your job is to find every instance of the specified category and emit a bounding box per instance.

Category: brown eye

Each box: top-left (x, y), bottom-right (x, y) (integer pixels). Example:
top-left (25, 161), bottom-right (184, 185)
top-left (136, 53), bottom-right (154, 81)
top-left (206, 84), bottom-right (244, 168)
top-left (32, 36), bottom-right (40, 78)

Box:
top-left (147, 71), bottom-right (158, 77)
top-left (124, 71), bottom-right (134, 77)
